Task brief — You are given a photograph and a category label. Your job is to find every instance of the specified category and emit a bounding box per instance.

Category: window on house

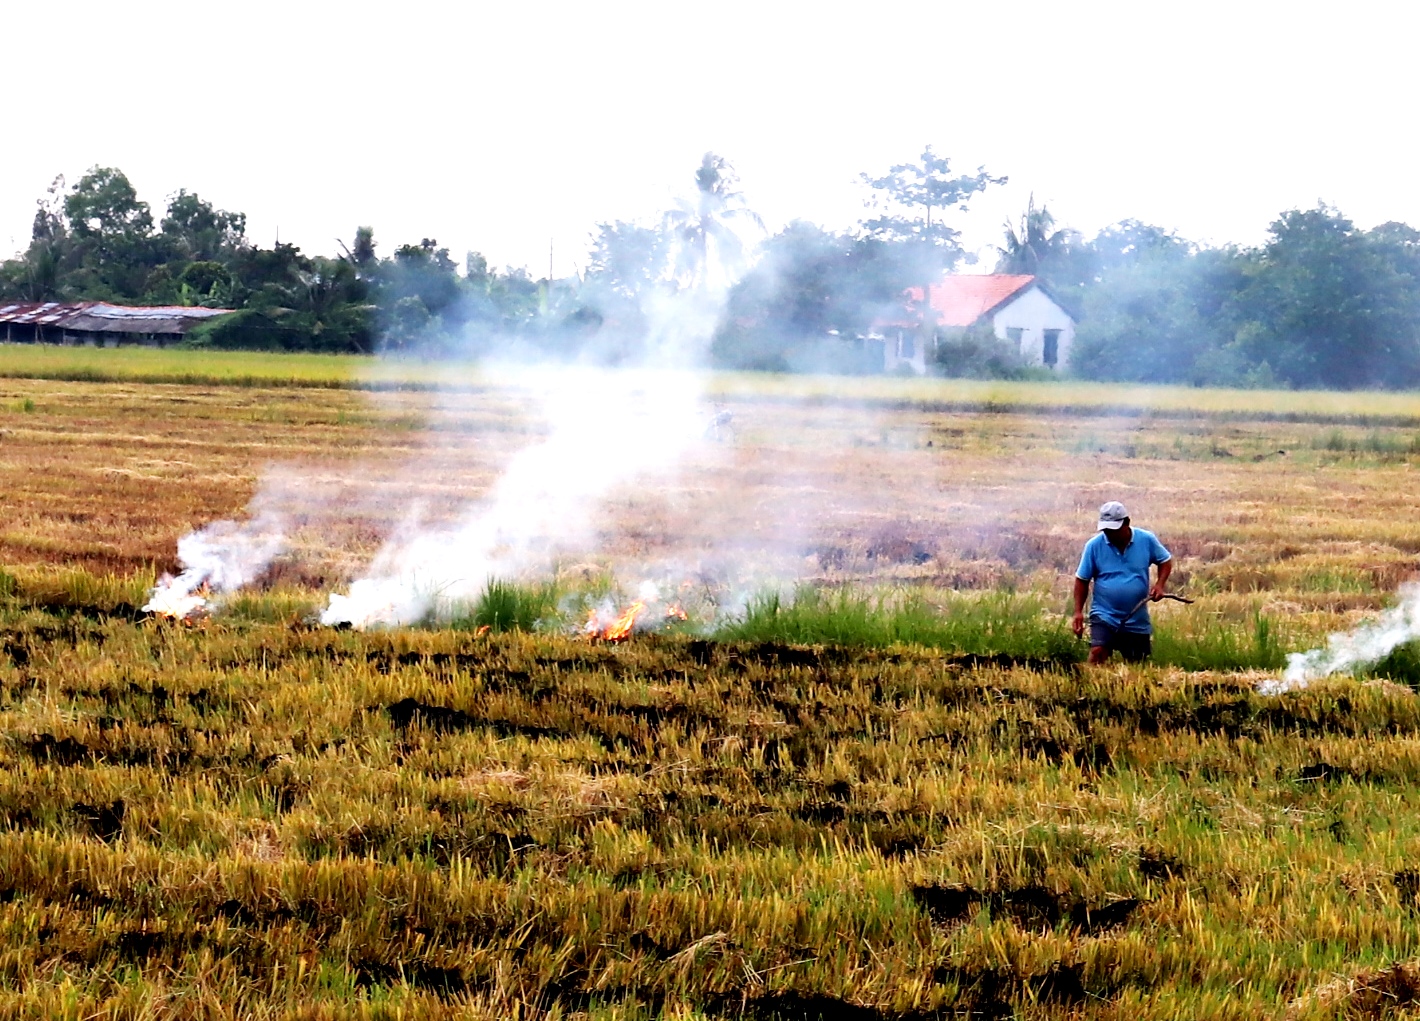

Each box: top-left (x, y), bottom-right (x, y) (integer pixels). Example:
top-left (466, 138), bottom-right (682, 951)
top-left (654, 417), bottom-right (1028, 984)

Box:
top-left (1006, 327), bottom-right (1024, 350)
top-left (896, 333), bottom-right (913, 359)
top-left (1043, 329), bottom-right (1061, 367)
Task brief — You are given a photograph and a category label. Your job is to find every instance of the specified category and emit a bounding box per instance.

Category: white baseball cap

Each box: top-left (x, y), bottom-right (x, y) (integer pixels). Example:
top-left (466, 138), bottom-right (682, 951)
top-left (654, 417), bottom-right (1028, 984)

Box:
top-left (1097, 501), bottom-right (1128, 530)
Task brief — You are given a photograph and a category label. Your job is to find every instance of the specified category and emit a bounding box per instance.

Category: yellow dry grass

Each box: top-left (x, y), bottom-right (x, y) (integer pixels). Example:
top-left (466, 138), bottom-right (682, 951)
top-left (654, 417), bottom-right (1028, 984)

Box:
top-left (1, 367), bottom-right (1419, 1017)
top-left (2, 374), bottom-right (1417, 645)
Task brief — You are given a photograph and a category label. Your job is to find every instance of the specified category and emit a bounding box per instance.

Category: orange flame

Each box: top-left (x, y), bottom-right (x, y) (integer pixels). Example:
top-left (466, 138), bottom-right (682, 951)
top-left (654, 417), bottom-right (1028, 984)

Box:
top-left (601, 600), bottom-right (646, 641)
top-left (665, 603), bottom-right (688, 621)
top-left (143, 581), bottom-right (211, 624)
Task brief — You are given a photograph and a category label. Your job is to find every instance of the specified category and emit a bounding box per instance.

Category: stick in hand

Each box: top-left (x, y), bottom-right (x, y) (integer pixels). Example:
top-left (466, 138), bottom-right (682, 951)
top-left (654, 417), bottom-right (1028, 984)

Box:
top-left (1129, 592), bottom-right (1194, 616)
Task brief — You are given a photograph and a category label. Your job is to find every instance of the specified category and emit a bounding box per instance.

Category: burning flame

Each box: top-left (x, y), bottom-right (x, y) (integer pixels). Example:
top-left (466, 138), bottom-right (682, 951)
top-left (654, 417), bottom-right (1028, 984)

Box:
top-left (599, 600), bottom-right (646, 641)
top-left (583, 593), bottom-right (691, 642)
top-left (142, 577), bottom-right (210, 623)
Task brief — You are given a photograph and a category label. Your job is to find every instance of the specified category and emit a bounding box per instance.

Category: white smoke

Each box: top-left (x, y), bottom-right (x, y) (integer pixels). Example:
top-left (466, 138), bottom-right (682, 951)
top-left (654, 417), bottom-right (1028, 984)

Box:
top-left (1259, 582), bottom-right (1420, 695)
top-left (321, 273), bottom-right (731, 628)
top-left (142, 509), bottom-right (286, 618)
top-left (321, 364), bottom-right (709, 627)
top-left (144, 159), bottom-right (768, 628)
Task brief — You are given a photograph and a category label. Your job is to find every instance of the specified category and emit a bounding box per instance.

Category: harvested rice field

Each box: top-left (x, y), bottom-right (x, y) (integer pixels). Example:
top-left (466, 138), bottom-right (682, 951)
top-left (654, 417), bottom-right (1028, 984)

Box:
top-left (4, 361), bottom-right (1420, 1019)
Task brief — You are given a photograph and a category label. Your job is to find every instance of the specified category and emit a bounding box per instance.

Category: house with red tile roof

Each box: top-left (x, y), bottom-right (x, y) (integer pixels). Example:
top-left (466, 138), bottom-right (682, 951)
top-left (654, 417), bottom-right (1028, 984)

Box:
top-left (872, 273), bottom-right (1076, 374)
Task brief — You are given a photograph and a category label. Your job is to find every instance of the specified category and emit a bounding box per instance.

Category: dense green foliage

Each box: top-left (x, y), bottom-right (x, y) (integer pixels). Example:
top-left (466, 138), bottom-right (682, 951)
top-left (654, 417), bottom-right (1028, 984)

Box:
top-left (0, 168), bottom-right (552, 354)
top-left (7, 158), bottom-right (1420, 388)
top-left (720, 205), bottom-right (1420, 388)
top-left (1066, 211), bottom-right (1420, 389)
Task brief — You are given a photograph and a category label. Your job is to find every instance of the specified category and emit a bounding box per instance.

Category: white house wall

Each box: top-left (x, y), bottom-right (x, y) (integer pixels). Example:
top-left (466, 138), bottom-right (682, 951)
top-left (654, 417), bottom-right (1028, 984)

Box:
top-left (990, 286), bottom-right (1075, 368)
top-left (883, 329), bottom-right (927, 374)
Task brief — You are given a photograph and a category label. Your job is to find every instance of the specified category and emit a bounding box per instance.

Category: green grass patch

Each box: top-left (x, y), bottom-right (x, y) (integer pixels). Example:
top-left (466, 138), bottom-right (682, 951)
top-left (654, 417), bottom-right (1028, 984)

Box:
top-left (11, 345), bottom-right (1420, 424)
top-left (1296, 568), bottom-right (1375, 593)
top-left (712, 370), bottom-right (1420, 422)
top-left (0, 343), bottom-right (375, 388)
top-left (1151, 611), bottom-right (1287, 671)
top-left (219, 588), bottom-right (325, 624)
top-left (448, 578), bottom-right (560, 633)
top-left (1362, 639), bottom-right (1420, 688)
top-left (713, 586), bottom-right (1293, 671)
top-left (714, 587), bottom-right (1082, 661)
top-left (0, 343), bottom-right (485, 391)
top-left (1310, 427), bottom-right (1420, 460)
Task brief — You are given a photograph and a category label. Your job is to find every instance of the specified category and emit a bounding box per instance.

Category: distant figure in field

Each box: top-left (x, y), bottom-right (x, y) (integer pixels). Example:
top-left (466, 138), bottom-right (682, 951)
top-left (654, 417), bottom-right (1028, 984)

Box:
top-left (704, 407), bottom-right (734, 442)
top-left (1072, 501), bottom-right (1172, 664)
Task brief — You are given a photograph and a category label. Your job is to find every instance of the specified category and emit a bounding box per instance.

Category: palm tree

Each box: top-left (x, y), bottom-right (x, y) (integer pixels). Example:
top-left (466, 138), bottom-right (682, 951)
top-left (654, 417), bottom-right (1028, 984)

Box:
top-left (663, 153), bottom-right (763, 289)
top-left (997, 195), bottom-right (1073, 275)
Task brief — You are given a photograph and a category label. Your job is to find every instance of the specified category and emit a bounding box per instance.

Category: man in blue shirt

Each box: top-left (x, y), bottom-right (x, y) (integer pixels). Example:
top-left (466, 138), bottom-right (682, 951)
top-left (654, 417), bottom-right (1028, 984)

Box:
top-left (1072, 501), bottom-right (1173, 664)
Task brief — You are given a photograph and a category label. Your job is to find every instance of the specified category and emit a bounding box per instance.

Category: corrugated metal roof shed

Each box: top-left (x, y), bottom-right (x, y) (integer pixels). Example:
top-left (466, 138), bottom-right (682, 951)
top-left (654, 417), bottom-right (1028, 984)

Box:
top-left (0, 302), bottom-right (233, 335)
top-left (0, 302), bottom-right (95, 326)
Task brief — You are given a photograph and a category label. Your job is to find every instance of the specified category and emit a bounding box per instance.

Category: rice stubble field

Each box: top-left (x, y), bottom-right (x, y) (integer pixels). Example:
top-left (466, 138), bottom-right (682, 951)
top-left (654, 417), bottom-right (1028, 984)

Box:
top-left (4, 357), bottom-right (1420, 1018)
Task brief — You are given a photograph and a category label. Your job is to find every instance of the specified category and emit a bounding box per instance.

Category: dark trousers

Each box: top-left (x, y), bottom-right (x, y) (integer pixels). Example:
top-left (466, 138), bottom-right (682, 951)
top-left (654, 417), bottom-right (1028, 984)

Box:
top-left (1089, 620), bottom-right (1152, 662)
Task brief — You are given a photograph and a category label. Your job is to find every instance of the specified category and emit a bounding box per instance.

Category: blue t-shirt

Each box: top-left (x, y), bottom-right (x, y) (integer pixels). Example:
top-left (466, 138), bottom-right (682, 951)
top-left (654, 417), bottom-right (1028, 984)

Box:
top-left (1076, 528), bottom-right (1171, 633)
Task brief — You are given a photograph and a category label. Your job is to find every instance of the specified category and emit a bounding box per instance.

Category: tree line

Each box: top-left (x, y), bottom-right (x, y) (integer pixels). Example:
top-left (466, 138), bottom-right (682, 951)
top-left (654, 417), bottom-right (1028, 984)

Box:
top-left (4, 157), bottom-right (1419, 390)
top-left (0, 168), bottom-right (547, 355)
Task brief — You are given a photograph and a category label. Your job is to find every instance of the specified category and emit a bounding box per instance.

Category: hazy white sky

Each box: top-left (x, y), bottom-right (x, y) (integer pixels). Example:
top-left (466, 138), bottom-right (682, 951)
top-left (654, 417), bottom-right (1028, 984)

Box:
top-left (5, 0), bottom-right (1416, 276)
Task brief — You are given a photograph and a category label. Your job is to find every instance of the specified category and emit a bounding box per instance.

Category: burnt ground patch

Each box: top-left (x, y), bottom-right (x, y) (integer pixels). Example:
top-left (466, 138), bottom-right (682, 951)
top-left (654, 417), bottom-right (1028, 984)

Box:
top-left (352, 957), bottom-right (469, 997)
top-left (365, 650), bottom-right (529, 679)
top-left (301, 821), bottom-right (540, 871)
top-left (948, 652), bottom-right (1080, 673)
top-left (1, 804), bottom-right (38, 831)
top-left (24, 733), bottom-right (93, 766)
top-left (1138, 847), bottom-right (1186, 881)
top-left (707, 991), bottom-right (957, 1021)
top-left (71, 799), bottom-right (124, 842)
top-left (707, 960), bottom-right (1102, 1021)
top-left (590, 699), bottom-right (704, 728)
top-left (212, 898), bottom-right (297, 927)
top-left (947, 688), bottom-right (1420, 754)
top-left (865, 530), bottom-right (937, 566)
top-left (724, 643), bottom-right (833, 670)
top-left (110, 924), bottom-right (203, 963)
top-left (1301, 959), bottom-right (1420, 1019)
top-left (929, 960), bottom-right (1106, 1014)
top-left (911, 883), bottom-right (1142, 935)
top-left (792, 801), bottom-right (847, 824)
top-left (1019, 732), bottom-right (1115, 773)
top-left (384, 698), bottom-right (480, 732)
top-left (382, 698), bottom-right (572, 743)
top-left (2, 638), bottom-right (29, 667)
top-left (59, 682), bottom-right (174, 727)
top-left (1395, 869), bottom-right (1420, 913)
top-left (1292, 761), bottom-right (1392, 785)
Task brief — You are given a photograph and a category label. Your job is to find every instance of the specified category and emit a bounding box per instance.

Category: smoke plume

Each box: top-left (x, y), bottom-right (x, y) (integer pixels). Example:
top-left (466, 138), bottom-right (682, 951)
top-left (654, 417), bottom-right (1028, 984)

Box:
top-left (142, 508), bottom-right (286, 618)
top-left (320, 364), bottom-right (710, 627)
top-left (1259, 583), bottom-right (1420, 695)
top-left (320, 266), bottom-right (732, 628)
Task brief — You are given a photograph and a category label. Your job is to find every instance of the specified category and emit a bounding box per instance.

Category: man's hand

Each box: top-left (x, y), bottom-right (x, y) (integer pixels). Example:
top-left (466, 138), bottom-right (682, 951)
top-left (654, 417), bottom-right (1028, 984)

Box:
top-left (1071, 577), bottom-right (1090, 638)
top-left (1150, 559), bottom-right (1173, 602)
